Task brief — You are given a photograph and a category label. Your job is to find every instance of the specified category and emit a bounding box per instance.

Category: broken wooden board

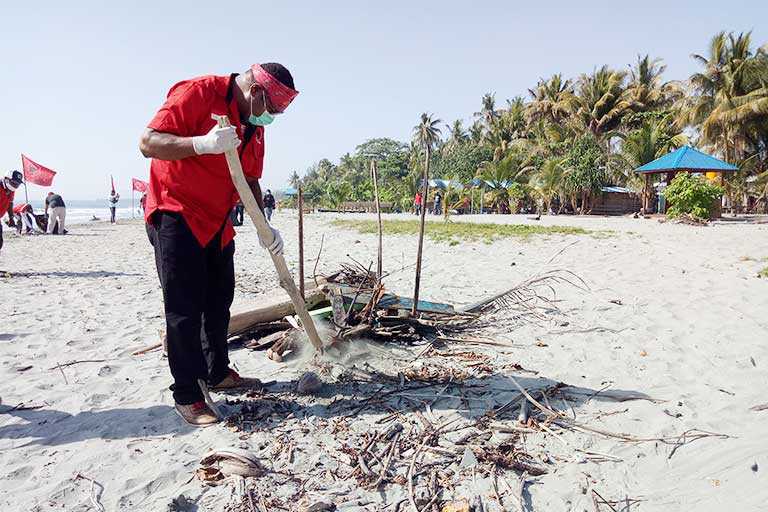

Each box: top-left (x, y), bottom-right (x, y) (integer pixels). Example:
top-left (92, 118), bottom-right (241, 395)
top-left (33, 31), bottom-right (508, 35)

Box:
top-left (331, 284), bottom-right (456, 315)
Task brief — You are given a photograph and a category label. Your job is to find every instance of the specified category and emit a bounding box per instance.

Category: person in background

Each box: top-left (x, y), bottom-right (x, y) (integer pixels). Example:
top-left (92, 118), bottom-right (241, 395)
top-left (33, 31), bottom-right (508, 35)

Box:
top-left (140, 192), bottom-right (147, 213)
top-left (414, 191), bottom-right (422, 215)
top-left (234, 200), bottom-right (245, 226)
top-left (433, 191), bottom-right (442, 216)
top-left (108, 189), bottom-right (120, 223)
top-left (263, 189), bottom-right (276, 221)
top-left (0, 171), bottom-right (22, 253)
top-left (13, 203), bottom-right (43, 234)
top-left (45, 191), bottom-right (67, 235)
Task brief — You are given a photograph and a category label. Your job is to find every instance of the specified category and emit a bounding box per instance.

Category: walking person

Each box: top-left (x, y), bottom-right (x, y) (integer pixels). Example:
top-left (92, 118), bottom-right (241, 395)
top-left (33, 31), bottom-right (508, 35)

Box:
top-left (414, 191), bottom-right (422, 215)
top-left (0, 171), bottom-right (22, 254)
top-left (108, 189), bottom-right (120, 223)
top-left (45, 191), bottom-right (67, 235)
top-left (433, 191), bottom-right (442, 216)
top-left (263, 189), bottom-right (276, 221)
top-left (139, 62), bottom-right (297, 426)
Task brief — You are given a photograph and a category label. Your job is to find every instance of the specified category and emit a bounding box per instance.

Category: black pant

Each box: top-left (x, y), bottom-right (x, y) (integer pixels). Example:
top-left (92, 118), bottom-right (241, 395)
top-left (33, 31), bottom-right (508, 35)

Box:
top-left (146, 211), bottom-right (235, 404)
top-left (110, 207), bottom-right (116, 223)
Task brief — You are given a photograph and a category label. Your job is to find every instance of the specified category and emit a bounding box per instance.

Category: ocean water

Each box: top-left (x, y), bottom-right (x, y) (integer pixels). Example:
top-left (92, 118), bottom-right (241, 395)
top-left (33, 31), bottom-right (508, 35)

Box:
top-left (24, 199), bottom-right (143, 226)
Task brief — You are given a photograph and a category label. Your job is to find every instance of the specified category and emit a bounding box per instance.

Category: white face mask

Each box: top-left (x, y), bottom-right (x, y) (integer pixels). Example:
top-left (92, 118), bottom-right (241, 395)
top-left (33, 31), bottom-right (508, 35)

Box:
top-left (4, 178), bottom-right (19, 191)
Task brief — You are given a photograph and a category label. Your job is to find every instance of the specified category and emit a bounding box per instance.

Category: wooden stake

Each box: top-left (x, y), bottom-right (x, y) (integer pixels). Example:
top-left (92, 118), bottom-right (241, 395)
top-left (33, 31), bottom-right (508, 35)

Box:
top-left (370, 160), bottom-right (383, 282)
top-left (298, 184), bottom-right (305, 299)
top-left (211, 114), bottom-right (323, 352)
top-left (412, 146), bottom-right (431, 316)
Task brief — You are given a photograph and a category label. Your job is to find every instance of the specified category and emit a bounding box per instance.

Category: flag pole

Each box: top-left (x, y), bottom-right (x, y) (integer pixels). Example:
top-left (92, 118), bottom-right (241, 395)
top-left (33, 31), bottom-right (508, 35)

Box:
top-left (23, 182), bottom-right (29, 205)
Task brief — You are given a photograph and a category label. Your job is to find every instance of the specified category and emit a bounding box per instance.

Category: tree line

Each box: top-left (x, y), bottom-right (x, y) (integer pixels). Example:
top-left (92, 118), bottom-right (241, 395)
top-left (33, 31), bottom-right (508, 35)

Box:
top-left (291, 31), bottom-right (768, 214)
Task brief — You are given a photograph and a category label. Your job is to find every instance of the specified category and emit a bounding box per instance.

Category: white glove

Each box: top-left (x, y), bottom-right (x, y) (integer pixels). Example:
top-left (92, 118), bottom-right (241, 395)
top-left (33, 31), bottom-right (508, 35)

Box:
top-left (259, 225), bottom-right (284, 256)
top-left (192, 125), bottom-right (241, 155)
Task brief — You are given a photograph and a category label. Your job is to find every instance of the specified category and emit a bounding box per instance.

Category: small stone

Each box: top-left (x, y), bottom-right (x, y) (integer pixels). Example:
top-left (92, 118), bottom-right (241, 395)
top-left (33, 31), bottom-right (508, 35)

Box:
top-left (299, 500), bottom-right (335, 512)
top-left (297, 372), bottom-right (323, 395)
top-left (751, 462), bottom-right (759, 472)
top-left (459, 446), bottom-right (478, 469)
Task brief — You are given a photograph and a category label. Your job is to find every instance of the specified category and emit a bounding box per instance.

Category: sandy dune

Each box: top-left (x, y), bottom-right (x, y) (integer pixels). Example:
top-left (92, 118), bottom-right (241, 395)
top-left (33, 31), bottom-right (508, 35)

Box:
top-left (1, 212), bottom-right (766, 511)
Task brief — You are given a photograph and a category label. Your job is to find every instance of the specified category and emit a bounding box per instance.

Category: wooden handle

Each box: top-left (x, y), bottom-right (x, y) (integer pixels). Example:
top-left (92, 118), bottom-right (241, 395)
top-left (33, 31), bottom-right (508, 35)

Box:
top-left (212, 114), bottom-right (324, 352)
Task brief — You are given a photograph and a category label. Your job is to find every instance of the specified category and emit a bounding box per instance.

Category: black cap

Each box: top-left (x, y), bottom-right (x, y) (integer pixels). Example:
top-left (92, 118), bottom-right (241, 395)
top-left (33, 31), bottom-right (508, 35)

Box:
top-left (9, 170), bottom-right (23, 183)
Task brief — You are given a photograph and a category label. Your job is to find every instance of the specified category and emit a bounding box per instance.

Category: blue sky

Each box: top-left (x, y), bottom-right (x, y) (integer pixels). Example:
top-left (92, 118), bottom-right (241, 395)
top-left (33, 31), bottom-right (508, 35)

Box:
top-left (2, 1), bottom-right (766, 200)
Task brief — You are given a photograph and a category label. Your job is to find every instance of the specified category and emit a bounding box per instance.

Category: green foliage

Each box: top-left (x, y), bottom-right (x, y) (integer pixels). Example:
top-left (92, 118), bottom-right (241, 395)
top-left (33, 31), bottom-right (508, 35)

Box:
top-left (432, 144), bottom-right (493, 182)
top-left (332, 219), bottom-right (603, 245)
top-left (664, 173), bottom-right (724, 220)
top-left (564, 134), bottom-right (606, 193)
top-left (287, 30), bottom-right (767, 217)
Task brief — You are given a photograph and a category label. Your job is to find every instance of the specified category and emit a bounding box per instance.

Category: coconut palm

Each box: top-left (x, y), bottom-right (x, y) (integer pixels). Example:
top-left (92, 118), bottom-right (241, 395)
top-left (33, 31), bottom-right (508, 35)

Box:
top-left (476, 151), bottom-right (530, 213)
top-left (571, 66), bottom-right (631, 138)
top-left (531, 157), bottom-right (569, 214)
top-left (619, 115), bottom-right (688, 170)
top-left (444, 119), bottom-right (468, 152)
top-left (288, 170), bottom-right (301, 188)
top-left (623, 55), bottom-right (683, 117)
top-left (681, 31), bottom-right (765, 161)
top-left (474, 93), bottom-right (499, 130)
top-left (527, 74), bottom-right (575, 124)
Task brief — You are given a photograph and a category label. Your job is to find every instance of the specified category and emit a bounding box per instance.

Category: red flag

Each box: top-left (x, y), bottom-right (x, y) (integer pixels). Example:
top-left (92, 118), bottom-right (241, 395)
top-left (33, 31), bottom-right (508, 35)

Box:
top-left (21, 154), bottom-right (56, 186)
top-left (132, 178), bottom-right (149, 193)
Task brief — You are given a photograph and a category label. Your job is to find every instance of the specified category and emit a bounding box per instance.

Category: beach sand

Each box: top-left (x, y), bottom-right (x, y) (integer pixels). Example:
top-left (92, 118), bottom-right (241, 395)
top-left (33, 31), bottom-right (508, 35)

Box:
top-left (1, 212), bottom-right (766, 511)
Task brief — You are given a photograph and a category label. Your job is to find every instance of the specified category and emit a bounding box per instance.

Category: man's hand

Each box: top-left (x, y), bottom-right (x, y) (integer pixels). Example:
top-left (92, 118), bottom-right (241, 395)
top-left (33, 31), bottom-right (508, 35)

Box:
top-left (259, 226), bottom-right (284, 256)
top-left (192, 125), bottom-right (241, 155)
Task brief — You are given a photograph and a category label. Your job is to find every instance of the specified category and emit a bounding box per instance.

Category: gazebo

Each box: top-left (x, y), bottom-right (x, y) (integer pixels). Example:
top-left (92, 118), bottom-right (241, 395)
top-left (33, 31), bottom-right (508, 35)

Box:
top-left (634, 145), bottom-right (738, 214)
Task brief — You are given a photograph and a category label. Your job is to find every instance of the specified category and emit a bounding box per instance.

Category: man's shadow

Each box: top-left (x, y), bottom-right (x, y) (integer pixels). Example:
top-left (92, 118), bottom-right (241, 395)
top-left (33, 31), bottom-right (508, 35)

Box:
top-left (222, 367), bottom-right (652, 432)
top-left (0, 371), bottom-right (651, 447)
top-left (0, 404), bottom-right (192, 447)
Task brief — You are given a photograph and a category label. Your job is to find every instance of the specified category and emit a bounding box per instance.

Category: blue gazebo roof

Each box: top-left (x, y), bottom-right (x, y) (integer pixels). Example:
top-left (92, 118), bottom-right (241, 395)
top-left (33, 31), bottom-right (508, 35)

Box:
top-left (635, 146), bottom-right (738, 174)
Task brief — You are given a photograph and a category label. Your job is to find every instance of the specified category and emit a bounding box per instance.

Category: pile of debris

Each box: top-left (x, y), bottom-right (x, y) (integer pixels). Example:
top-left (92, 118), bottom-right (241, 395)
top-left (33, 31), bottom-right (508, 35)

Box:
top-left (227, 261), bottom-right (581, 363)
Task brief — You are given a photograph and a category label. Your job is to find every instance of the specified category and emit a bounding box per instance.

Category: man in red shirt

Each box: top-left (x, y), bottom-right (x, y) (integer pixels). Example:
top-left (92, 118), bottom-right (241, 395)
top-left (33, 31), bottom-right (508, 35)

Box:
top-left (139, 63), bottom-right (298, 426)
top-left (0, 171), bottom-right (22, 254)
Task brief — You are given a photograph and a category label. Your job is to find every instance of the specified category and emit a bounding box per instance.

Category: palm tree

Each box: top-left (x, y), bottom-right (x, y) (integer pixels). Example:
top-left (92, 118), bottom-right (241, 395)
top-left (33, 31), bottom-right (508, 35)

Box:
top-left (444, 119), bottom-right (468, 152)
top-left (623, 55), bottom-right (682, 115)
top-left (527, 74), bottom-right (575, 124)
top-left (288, 170), bottom-right (301, 188)
top-left (474, 93), bottom-right (499, 128)
top-left (476, 151), bottom-right (530, 213)
top-left (411, 113), bottom-right (442, 315)
top-left (571, 66), bottom-right (630, 138)
top-left (681, 31), bottom-right (765, 162)
top-left (531, 157), bottom-right (569, 214)
top-left (617, 115), bottom-right (688, 209)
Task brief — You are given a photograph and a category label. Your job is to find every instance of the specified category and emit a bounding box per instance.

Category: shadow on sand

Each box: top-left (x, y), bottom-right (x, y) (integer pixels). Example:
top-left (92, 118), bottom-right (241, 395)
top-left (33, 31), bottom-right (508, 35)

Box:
top-left (7, 270), bottom-right (141, 278)
top-left (0, 405), bottom-right (193, 447)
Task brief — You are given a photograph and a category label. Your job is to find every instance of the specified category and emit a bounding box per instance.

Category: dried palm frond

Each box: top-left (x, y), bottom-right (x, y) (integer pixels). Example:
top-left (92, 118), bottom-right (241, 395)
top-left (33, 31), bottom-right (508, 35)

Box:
top-left (462, 269), bottom-right (588, 315)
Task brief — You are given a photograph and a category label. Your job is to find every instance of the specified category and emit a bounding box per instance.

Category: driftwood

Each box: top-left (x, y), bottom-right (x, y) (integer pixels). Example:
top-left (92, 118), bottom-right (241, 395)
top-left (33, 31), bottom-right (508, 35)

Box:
top-left (227, 280), bottom-right (328, 337)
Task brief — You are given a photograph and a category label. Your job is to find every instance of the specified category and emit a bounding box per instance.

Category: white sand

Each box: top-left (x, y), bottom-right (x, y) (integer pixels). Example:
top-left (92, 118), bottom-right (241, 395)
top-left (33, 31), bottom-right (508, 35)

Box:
top-left (1, 212), bottom-right (767, 511)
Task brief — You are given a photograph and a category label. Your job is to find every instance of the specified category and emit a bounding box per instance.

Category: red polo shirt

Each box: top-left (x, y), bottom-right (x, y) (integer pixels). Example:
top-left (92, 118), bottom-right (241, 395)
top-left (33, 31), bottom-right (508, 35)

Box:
top-left (0, 187), bottom-right (14, 215)
top-left (145, 74), bottom-right (264, 248)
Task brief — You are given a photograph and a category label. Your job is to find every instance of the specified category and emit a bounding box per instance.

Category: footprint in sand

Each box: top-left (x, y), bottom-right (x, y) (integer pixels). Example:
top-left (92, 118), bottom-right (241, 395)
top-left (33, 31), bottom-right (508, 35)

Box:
top-left (98, 365), bottom-right (115, 377)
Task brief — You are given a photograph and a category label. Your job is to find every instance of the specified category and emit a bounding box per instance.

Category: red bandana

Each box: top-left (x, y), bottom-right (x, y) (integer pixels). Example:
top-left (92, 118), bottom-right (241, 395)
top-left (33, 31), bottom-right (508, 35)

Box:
top-left (251, 64), bottom-right (299, 112)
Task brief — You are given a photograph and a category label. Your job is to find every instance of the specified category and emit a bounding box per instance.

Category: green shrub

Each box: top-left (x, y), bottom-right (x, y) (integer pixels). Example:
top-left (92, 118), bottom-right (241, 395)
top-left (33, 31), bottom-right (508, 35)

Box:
top-left (664, 173), bottom-right (724, 220)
